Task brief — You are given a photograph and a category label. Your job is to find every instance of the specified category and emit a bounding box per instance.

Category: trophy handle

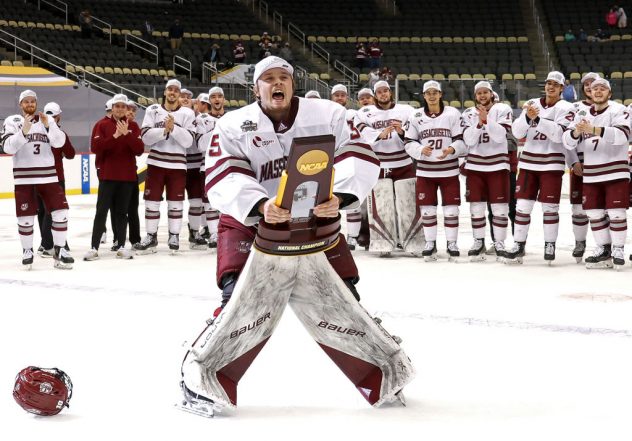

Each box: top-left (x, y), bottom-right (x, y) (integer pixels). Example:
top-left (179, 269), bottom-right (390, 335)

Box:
top-left (276, 170), bottom-right (289, 207)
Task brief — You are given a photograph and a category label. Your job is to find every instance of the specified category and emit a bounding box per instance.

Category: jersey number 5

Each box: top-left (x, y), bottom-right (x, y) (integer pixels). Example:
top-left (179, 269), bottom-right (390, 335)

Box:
top-left (208, 134), bottom-right (222, 157)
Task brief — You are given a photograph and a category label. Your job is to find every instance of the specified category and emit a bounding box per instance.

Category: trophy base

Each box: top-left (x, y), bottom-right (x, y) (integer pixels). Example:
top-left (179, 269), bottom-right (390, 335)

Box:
top-left (254, 215), bottom-right (341, 256)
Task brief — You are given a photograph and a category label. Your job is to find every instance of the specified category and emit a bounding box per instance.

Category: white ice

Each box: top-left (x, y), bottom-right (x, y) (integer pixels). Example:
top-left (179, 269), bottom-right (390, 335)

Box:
top-left (1, 193), bottom-right (632, 441)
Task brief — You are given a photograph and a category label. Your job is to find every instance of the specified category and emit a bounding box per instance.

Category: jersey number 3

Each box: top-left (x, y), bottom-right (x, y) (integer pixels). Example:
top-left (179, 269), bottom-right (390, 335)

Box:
top-left (33, 143), bottom-right (41, 155)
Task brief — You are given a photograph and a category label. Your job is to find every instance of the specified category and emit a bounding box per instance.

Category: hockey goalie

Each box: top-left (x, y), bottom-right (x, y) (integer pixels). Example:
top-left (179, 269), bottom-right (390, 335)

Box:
top-left (179, 57), bottom-right (415, 416)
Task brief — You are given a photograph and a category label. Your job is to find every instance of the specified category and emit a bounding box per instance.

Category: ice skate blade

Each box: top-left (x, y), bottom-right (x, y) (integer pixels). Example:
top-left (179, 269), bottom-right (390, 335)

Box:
top-left (395, 390), bottom-right (406, 406)
top-left (423, 255), bottom-right (438, 262)
top-left (115, 254), bottom-right (133, 260)
top-left (574, 256), bottom-right (583, 264)
top-left (615, 264), bottom-right (624, 271)
top-left (54, 262), bottom-right (73, 270)
top-left (23, 264), bottom-right (32, 270)
top-left (448, 256), bottom-right (460, 263)
top-left (189, 244), bottom-right (207, 251)
top-left (176, 401), bottom-right (215, 418)
top-left (504, 257), bottom-right (523, 265)
top-left (546, 260), bottom-right (554, 266)
top-left (469, 255), bottom-right (486, 262)
top-left (170, 249), bottom-right (180, 255)
top-left (135, 248), bottom-right (157, 255)
top-left (585, 260), bottom-right (613, 269)
top-left (379, 252), bottom-right (392, 258)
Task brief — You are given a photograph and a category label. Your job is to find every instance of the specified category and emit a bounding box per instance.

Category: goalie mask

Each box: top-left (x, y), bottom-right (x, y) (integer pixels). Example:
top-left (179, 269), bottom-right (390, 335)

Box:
top-left (13, 366), bottom-right (73, 416)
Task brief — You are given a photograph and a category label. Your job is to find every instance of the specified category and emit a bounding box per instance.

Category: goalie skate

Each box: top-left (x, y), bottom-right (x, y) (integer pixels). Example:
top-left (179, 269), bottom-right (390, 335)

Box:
top-left (177, 381), bottom-right (223, 418)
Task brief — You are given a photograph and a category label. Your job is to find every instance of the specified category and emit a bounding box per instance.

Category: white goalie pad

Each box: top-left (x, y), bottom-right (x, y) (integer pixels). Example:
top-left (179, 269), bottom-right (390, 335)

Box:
top-left (394, 178), bottom-right (425, 254)
top-left (181, 248), bottom-right (415, 409)
top-left (367, 178), bottom-right (397, 253)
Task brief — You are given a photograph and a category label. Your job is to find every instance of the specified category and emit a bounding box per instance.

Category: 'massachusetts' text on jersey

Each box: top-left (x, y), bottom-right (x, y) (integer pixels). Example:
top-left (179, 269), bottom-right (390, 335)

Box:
top-left (141, 104), bottom-right (195, 170)
top-left (462, 102), bottom-right (513, 172)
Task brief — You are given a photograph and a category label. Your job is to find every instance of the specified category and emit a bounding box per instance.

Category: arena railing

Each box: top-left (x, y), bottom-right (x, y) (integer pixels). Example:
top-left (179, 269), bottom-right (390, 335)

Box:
top-left (89, 15), bottom-right (113, 44)
top-left (173, 55), bottom-right (192, 80)
top-left (38, 0), bottom-right (68, 25)
top-left (125, 33), bottom-right (159, 66)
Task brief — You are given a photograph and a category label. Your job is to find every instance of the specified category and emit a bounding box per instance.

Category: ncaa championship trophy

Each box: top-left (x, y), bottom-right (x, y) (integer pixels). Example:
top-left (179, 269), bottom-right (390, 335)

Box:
top-left (180, 135), bottom-right (415, 417)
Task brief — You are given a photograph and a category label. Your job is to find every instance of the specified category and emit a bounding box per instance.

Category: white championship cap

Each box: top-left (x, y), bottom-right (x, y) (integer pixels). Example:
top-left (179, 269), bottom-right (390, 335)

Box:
top-left (208, 86), bottom-right (224, 96)
top-left (422, 80), bottom-right (442, 93)
top-left (492, 91), bottom-right (500, 101)
top-left (180, 88), bottom-right (192, 97)
top-left (545, 71), bottom-right (565, 85)
top-left (357, 87), bottom-right (374, 98)
top-left (590, 78), bottom-right (611, 90)
top-left (331, 84), bottom-right (348, 95)
top-left (198, 93), bottom-right (210, 104)
top-left (581, 72), bottom-right (600, 84)
top-left (305, 90), bottom-right (321, 99)
top-left (43, 102), bottom-right (62, 116)
top-left (105, 98), bottom-right (114, 111)
top-left (111, 93), bottom-right (128, 106)
top-left (474, 81), bottom-right (493, 93)
top-left (373, 80), bottom-right (390, 93)
top-left (127, 99), bottom-right (138, 108)
top-left (166, 79), bottom-right (182, 90)
top-left (252, 56), bottom-right (294, 85)
top-left (19, 89), bottom-right (37, 103)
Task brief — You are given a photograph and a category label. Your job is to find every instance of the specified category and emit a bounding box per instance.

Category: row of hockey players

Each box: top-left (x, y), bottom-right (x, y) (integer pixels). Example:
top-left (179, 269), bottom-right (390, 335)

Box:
top-left (332, 71), bottom-right (631, 269)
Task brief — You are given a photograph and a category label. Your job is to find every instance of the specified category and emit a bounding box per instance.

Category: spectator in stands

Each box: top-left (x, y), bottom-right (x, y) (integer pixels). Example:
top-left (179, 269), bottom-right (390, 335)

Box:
top-left (233, 40), bottom-right (246, 63)
top-left (260, 32), bottom-right (271, 47)
top-left (380, 66), bottom-right (394, 82)
top-left (606, 7), bottom-right (618, 28)
top-left (616, 5), bottom-right (628, 28)
top-left (564, 29), bottom-right (576, 42)
top-left (279, 42), bottom-right (294, 65)
top-left (169, 19), bottom-right (184, 50)
top-left (258, 41), bottom-right (273, 60)
top-left (368, 38), bottom-right (382, 69)
top-left (578, 28), bottom-right (588, 42)
top-left (79, 10), bottom-right (93, 39)
top-left (562, 79), bottom-right (577, 101)
top-left (205, 43), bottom-right (221, 69)
top-left (368, 69), bottom-right (380, 89)
top-left (355, 42), bottom-right (367, 70)
top-left (142, 20), bottom-right (154, 40)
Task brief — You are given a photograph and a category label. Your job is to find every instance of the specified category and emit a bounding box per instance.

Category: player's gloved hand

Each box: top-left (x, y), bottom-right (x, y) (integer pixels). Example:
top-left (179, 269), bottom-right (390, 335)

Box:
top-left (313, 195), bottom-right (340, 218)
top-left (260, 198), bottom-right (291, 223)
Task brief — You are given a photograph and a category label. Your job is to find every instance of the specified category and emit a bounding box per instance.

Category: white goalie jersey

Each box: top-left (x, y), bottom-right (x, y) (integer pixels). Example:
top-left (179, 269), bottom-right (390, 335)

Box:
top-left (203, 97), bottom-right (380, 226)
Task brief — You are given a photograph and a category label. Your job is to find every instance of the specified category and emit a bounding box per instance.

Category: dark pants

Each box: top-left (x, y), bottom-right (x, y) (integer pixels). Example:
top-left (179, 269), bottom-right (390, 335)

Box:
top-left (112, 179), bottom-right (141, 245)
top-left (37, 180), bottom-right (66, 250)
top-left (91, 181), bottom-right (136, 249)
top-left (489, 171), bottom-right (517, 240)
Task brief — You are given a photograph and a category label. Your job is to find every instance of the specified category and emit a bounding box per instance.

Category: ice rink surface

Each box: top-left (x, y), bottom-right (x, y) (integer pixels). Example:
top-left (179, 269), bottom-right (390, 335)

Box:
top-left (1, 193), bottom-right (632, 440)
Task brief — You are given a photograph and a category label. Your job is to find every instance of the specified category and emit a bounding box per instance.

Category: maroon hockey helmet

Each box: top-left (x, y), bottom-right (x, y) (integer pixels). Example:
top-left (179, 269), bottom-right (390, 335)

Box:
top-left (13, 366), bottom-right (73, 416)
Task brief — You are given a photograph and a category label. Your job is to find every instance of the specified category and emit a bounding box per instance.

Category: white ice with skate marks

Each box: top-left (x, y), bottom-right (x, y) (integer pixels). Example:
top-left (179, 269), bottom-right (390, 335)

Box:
top-left (1, 193), bottom-right (632, 441)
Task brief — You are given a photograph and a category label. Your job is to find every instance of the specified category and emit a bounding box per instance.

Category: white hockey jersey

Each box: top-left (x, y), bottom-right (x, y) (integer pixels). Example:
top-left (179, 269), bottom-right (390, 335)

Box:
top-left (512, 97), bottom-right (574, 172)
top-left (204, 97), bottom-right (380, 226)
top-left (562, 101), bottom-right (631, 183)
top-left (141, 104), bottom-right (195, 170)
top-left (354, 103), bottom-right (413, 169)
top-left (462, 102), bottom-right (513, 172)
top-left (1, 114), bottom-right (66, 185)
top-left (403, 105), bottom-right (466, 178)
top-left (569, 100), bottom-right (594, 164)
top-left (190, 112), bottom-right (219, 170)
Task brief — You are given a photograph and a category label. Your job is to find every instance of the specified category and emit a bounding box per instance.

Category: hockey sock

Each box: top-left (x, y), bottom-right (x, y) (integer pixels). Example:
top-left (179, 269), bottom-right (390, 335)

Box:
top-left (469, 202), bottom-right (486, 240)
top-left (444, 205), bottom-right (459, 242)
top-left (167, 200), bottom-right (184, 235)
top-left (346, 208), bottom-right (362, 238)
top-left (490, 203), bottom-right (509, 243)
top-left (188, 198), bottom-right (203, 231)
top-left (607, 209), bottom-right (627, 247)
top-left (586, 209), bottom-right (610, 246)
top-left (542, 203), bottom-right (560, 243)
top-left (17, 216), bottom-right (34, 250)
top-left (145, 200), bottom-right (161, 234)
top-left (513, 199), bottom-right (535, 242)
top-left (421, 206), bottom-right (437, 242)
top-left (51, 209), bottom-right (68, 247)
top-left (571, 204), bottom-right (589, 242)
top-left (204, 202), bottom-right (219, 234)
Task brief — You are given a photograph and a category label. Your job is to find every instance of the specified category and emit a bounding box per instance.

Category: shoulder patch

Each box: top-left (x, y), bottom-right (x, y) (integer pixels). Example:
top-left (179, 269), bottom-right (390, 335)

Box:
top-left (362, 107), bottom-right (370, 112)
top-left (414, 112), bottom-right (422, 118)
top-left (240, 120), bottom-right (258, 132)
top-left (149, 104), bottom-right (159, 110)
top-left (13, 117), bottom-right (21, 122)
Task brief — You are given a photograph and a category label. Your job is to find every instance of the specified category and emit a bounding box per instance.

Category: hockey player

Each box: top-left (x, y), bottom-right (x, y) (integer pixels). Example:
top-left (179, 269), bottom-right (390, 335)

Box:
top-left (404, 80), bottom-right (465, 261)
top-left (179, 88), bottom-right (194, 109)
top-left (37, 102), bottom-right (75, 257)
top-left (305, 90), bottom-right (321, 99)
top-left (567, 72), bottom-right (600, 262)
top-left (84, 94), bottom-right (144, 261)
top-left (563, 78), bottom-right (630, 269)
top-left (461, 81), bottom-right (513, 260)
top-left (135, 79), bottom-right (196, 253)
top-left (505, 71), bottom-right (575, 264)
top-left (357, 88), bottom-right (375, 108)
top-left (354, 81), bottom-right (421, 256)
top-left (181, 57), bottom-right (412, 415)
top-left (1, 90), bottom-right (74, 269)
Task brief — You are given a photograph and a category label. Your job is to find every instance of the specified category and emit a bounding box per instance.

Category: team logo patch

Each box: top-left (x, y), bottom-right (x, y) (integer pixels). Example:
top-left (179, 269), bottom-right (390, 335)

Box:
top-left (578, 110), bottom-right (587, 116)
top-left (252, 136), bottom-right (274, 148)
top-left (582, 195), bottom-right (587, 204)
top-left (20, 203), bottom-right (28, 211)
top-left (240, 120), bottom-right (258, 132)
top-left (571, 191), bottom-right (579, 198)
top-left (237, 240), bottom-right (252, 253)
top-left (414, 112), bottom-right (422, 118)
top-left (144, 189), bottom-right (151, 196)
top-left (418, 193), bottom-right (425, 201)
top-left (465, 189), bottom-right (470, 197)
top-left (39, 382), bottom-right (53, 394)
top-left (515, 185), bottom-right (521, 193)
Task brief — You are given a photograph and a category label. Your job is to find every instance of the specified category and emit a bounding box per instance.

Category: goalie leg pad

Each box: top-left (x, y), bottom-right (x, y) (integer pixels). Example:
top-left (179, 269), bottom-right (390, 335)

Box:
top-left (288, 252), bottom-right (416, 407)
top-left (182, 249), bottom-right (298, 407)
top-left (394, 178), bottom-right (425, 254)
top-left (367, 178), bottom-right (397, 253)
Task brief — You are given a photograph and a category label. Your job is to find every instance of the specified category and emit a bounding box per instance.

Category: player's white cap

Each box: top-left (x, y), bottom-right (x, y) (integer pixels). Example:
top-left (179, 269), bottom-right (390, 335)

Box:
top-left (111, 93), bottom-right (128, 105)
top-left (166, 78), bottom-right (182, 90)
top-left (357, 87), bottom-right (374, 98)
top-left (19, 89), bottom-right (37, 103)
top-left (105, 98), bottom-right (113, 111)
top-left (474, 81), bottom-right (493, 93)
top-left (373, 80), bottom-right (390, 93)
top-left (331, 84), bottom-right (348, 95)
top-left (492, 91), bottom-right (500, 101)
top-left (305, 90), bottom-right (321, 98)
top-left (127, 99), bottom-right (138, 108)
top-left (581, 72), bottom-right (600, 84)
top-left (180, 88), bottom-right (192, 97)
top-left (545, 71), bottom-right (565, 85)
top-left (198, 93), bottom-right (210, 104)
top-left (252, 56), bottom-right (294, 85)
top-left (422, 80), bottom-right (442, 93)
top-left (43, 102), bottom-right (62, 116)
top-left (208, 86), bottom-right (224, 96)
top-left (590, 78), bottom-right (611, 90)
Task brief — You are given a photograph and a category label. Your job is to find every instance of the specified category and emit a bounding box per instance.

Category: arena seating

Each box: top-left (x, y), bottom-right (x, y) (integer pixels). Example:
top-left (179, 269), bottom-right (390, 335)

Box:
top-left (543, 1), bottom-right (631, 37)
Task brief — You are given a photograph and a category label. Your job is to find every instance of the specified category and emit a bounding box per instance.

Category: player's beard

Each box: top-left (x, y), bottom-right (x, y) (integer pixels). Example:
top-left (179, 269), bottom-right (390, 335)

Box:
top-left (212, 102), bottom-right (223, 113)
top-left (376, 97), bottom-right (391, 108)
top-left (22, 105), bottom-right (36, 116)
top-left (592, 94), bottom-right (609, 106)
